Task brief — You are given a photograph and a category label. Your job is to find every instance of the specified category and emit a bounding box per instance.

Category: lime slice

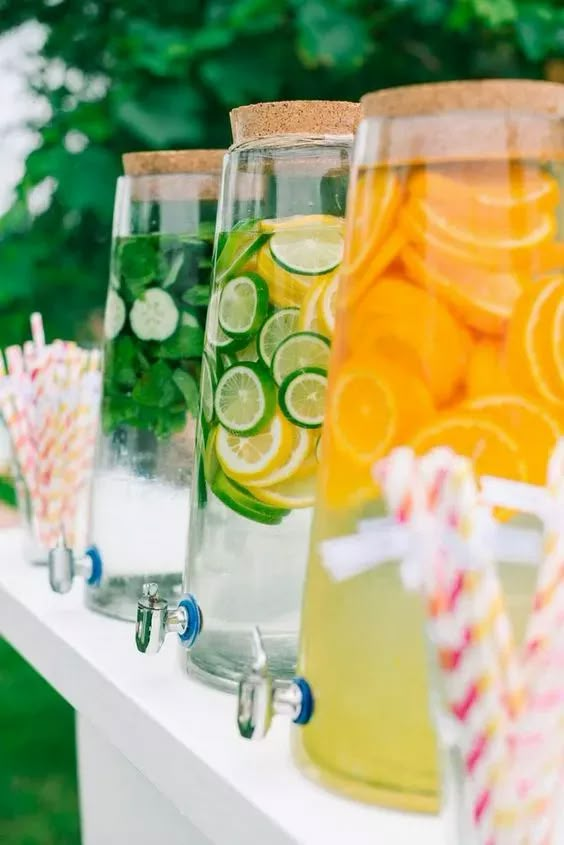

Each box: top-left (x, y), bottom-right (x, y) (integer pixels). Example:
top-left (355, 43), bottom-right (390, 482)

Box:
top-left (218, 272), bottom-right (269, 339)
top-left (214, 362), bottom-right (275, 435)
top-left (215, 412), bottom-right (294, 480)
top-left (209, 319), bottom-right (249, 353)
top-left (200, 353), bottom-right (216, 425)
top-left (211, 468), bottom-right (289, 525)
top-left (235, 337), bottom-right (259, 363)
top-left (279, 367), bottom-right (328, 429)
top-left (258, 308), bottom-right (299, 367)
top-left (249, 427), bottom-right (312, 488)
top-left (270, 226), bottom-right (344, 276)
top-left (251, 474), bottom-right (317, 509)
top-left (271, 331), bottom-right (330, 386)
top-left (216, 221), bottom-right (269, 284)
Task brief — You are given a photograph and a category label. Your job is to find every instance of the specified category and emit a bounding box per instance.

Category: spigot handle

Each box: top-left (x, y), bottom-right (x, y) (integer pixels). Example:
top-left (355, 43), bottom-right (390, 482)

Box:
top-left (48, 535), bottom-right (103, 595)
top-left (135, 585), bottom-right (202, 655)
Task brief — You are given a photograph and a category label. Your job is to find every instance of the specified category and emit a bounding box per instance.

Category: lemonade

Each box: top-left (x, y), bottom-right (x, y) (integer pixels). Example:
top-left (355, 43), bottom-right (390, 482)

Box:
top-left (295, 149), bottom-right (564, 808)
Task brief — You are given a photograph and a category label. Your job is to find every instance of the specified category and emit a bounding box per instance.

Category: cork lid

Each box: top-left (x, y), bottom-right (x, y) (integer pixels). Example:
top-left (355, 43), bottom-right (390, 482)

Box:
top-left (359, 80), bottom-right (564, 165)
top-left (230, 101), bottom-right (360, 145)
top-left (362, 79), bottom-right (564, 119)
top-left (122, 149), bottom-right (226, 176)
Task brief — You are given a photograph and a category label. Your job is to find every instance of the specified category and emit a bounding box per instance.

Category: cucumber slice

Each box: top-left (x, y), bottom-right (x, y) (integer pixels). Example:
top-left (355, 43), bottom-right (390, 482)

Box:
top-left (130, 288), bottom-right (179, 341)
top-left (200, 353), bottom-right (216, 425)
top-left (211, 468), bottom-right (289, 525)
top-left (258, 308), bottom-right (299, 367)
top-left (271, 331), bottom-right (330, 386)
top-left (215, 220), bottom-right (269, 284)
top-left (104, 289), bottom-right (126, 340)
top-left (279, 367), bottom-right (328, 429)
top-left (218, 273), bottom-right (269, 339)
top-left (214, 362), bottom-right (276, 435)
top-left (270, 226), bottom-right (344, 276)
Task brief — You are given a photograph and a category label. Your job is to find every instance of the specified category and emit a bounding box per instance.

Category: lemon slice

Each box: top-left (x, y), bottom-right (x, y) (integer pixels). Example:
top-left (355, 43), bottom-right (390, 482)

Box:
top-left (318, 273), bottom-right (340, 337)
top-left (270, 227), bottom-right (344, 276)
top-left (215, 412), bottom-right (294, 481)
top-left (251, 474), bottom-right (317, 509)
top-left (260, 214), bottom-right (345, 234)
top-left (248, 427), bottom-right (312, 488)
top-left (298, 278), bottom-right (327, 333)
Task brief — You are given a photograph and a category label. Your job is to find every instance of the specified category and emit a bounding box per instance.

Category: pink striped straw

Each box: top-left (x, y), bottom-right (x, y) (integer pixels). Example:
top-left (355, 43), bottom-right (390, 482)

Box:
top-left (30, 312), bottom-right (45, 350)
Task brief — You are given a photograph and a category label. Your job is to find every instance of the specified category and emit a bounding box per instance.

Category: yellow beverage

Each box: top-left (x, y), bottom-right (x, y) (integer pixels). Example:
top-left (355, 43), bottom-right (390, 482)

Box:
top-left (293, 81), bottom-right (564, 811)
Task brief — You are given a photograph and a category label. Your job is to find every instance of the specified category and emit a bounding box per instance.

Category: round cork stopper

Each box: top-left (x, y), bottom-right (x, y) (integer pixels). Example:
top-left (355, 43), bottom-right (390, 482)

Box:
top-left (230, 101), bottom-right (360, 145)
top-left (122, 149), bottom-right (226, 176)
top-left (359, 80), bottom-right (564, 165)
top-left (362, 79), bottom-right (564, 119)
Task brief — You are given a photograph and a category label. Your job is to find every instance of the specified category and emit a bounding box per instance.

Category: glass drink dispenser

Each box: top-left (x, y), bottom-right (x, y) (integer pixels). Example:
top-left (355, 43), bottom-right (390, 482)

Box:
top-left (48, 150), bottom-right (225, 621)
top-left (237, 80), bottom-right (564, 812)
top-left (137, 102), bottom-right (359, 684)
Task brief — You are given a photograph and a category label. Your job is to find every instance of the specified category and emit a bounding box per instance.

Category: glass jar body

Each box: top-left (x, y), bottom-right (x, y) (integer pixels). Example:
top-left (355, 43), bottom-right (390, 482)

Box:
top-left (293, 110), bottom-right (564, 811)
top-left (185, 137), bottom-right (352, 689)
top-left (87, 172), bottom-right (218, 620)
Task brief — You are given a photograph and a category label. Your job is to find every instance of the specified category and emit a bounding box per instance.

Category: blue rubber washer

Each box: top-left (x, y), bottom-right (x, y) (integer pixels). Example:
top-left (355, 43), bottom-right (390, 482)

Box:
top-left (293, 677), bottom-right (314, 725)
top-left (85, 546), bottom-right (103, 586)
top-left (177, 594), bottom-right (203, 649)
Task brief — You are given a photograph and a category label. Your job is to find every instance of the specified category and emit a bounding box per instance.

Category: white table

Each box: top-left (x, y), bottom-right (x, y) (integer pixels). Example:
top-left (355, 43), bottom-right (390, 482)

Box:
top-left (0, 528), bottom-right (442, 844)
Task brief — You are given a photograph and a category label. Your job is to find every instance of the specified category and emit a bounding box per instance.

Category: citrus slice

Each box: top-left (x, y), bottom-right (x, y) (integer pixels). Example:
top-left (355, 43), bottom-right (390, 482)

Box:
top-left (260, 214), bottom-right (345, 234)
top-left (211, 468), bottom-right (289, 525)
top-left (248, 427), bottom-right (312, 488)
top-left (506, 275), bottom-right (564, 406)
top-left (350, 277), bottom-right (470, 405)
top-left (218, 273), bottom-right (269, 338)
top-left (411, 414), bottom-right (527, 482)
top-left (462, 394), bottom-right (561, 484)
top-left (348, 168), bottom-right (402, 277)
top-left (200, 353), bottom-right (216, 424)
top-left (329, 366), bottom-right (397, 465)
top-left (258, 308), bottom-right (300, 367)
top-left (215, 222), bottom-right (268, 284)
top-left (371, 358), bottom-right (435, 441)
top-left (343, 228), bottom-right (405, 308)
top-left (215, 412), bottom-right (294, 481)
top-left (465, 339), bottom-right (513, 399)
top-left (214, 363), bottom-right (276, 435)
top-left (271, 331), bottom-right (330, 386)
top-left (279, 367), bottom-right (328, 429)
top-left (251, 474), bottom-right (317, 509)
top-left (270, 226), bottom-right (344, 276)
top-left (408, 198), bottom-right (555, 266)
top-left (235, 337), bottom-right (259, 363)
top-left (402, 243), bottom-right (522, 335)
top-left (318, 273), bottom-right (339, 337)
top-left (256, 243), bottom-right (312, 307)
top-left (298, 278), bottom-right (327, 333)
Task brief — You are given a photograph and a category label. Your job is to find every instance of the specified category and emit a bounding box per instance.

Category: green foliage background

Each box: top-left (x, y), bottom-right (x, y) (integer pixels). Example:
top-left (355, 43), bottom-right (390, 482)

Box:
top-left (0, 0), bottom-right (562, 346)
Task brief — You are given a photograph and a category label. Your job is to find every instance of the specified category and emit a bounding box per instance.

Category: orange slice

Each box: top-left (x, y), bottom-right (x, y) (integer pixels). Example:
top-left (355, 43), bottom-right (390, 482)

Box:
top-left (411, 414), bottom-right (527, 482)
top-left (347, 168), bottom-right (402, 276)
top-left (462, 394), bottom-right (561, 484)
top-left (407, 198), bottom-right (555, 269)
top-left (409, 164), bottom-right (559, 211)
top-left (328, 366), bottom-right (397, 465)
top-left (350, 276), bottom-right (470, 405)
top-left (506, 275), bottom-right (564, 406)
top-left (343, 227), bottom-right (405, 307)
top-left (402, 244), bottom-right (522, 336)
top-left (370, 358), bottom-right (435, 441)
top-left (466, 339), bottom-right (513, 399)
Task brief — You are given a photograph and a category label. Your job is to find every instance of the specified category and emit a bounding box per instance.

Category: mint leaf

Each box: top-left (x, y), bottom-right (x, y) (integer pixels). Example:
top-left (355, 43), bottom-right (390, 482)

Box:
top-left (119, 238), bottom-right (157, 281)
top-left (173, 369), bottom-right (200, 417)
top-left (132, 361), bottom-right (179, 407)
top-left (159, 325), bottom-right (205, 360)
top-left (182, 285), bottom-right (211, 307)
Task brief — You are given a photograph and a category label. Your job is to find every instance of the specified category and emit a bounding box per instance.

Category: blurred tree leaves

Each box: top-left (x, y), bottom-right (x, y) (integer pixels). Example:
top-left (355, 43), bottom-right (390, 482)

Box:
top-left (0, 0), bottom-right (561, 347)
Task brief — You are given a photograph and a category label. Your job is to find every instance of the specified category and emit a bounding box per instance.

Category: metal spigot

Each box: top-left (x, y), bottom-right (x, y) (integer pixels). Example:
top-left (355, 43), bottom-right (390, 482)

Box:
top-left (237, 627), bottom-right (314, 740)
top-left (135, 583), bottom-right (203, 655)
top-left (48, 532), bottom-right (102, 594)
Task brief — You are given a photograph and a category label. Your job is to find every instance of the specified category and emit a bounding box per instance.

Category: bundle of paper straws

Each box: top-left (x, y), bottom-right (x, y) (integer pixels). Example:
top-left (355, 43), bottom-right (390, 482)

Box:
top-left (375, 446), bottom-right (564, 844)
top-left (0, 313), bottom-right (101, 551)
